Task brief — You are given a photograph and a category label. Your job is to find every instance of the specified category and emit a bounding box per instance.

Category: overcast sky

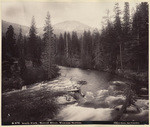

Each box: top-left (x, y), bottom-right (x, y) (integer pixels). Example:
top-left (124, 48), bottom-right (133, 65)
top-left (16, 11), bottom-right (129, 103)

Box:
top-left (2, 2), bottom-right (137, 28)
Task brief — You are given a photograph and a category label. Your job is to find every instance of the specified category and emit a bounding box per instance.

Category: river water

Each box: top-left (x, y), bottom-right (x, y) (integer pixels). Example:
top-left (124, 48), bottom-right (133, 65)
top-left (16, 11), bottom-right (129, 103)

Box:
top-left (59, 66), bottom-right (111, 94)
top-left (54, 66), bottom-right (148, 121)
top-left (3, 66), bottom-right (149, 122)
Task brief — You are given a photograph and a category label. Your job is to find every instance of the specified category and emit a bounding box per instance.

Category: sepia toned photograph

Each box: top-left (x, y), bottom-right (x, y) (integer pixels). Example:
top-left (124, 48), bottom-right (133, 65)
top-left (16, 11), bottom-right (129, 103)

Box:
top-left (1, 0), bottom-right (149, 125)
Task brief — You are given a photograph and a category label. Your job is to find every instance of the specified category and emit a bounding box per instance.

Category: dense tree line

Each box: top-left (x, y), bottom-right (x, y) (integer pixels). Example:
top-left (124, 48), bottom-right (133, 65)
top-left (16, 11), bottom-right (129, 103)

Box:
top-left (2, 12), bottom-right (58, 91)
top-left (55, 2), bottom-right (148, 74)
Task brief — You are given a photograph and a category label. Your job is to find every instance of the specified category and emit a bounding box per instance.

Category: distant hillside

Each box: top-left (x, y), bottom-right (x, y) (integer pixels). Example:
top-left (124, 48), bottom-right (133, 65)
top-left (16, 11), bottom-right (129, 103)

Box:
top-left (38, 21), bottom-right (94, 36)
top-left (2, 20), bottom-right (94, 37)
top-left (2, 20), bottom-right (30, 37)
top-left (53, 20), bottom-right (94, 34)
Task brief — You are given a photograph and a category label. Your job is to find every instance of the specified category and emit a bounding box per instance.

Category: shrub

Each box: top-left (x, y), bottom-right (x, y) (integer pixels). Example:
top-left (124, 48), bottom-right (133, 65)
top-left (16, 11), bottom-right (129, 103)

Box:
top-left (2, 76), bottom-right (24, 92)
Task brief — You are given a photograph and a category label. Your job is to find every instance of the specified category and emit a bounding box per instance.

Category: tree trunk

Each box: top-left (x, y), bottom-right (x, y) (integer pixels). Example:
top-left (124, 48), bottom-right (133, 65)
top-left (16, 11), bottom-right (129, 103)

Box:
top-left (119, 43), bottom-right (123, 70)
top-left (48, 38), bottom-right (52, 79)
top-left (66, 35), bottom-right (69, 58)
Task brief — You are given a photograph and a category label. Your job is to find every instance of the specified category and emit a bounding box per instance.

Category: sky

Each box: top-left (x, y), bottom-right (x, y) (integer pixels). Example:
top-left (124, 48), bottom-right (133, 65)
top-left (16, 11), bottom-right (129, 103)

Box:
top-left (2, 1), bottom-right (138, 28)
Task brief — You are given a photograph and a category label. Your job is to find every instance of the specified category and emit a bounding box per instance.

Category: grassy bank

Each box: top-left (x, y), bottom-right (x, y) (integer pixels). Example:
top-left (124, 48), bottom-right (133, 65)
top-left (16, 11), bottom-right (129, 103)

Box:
top-left (2, 62), bottom-right (60, 92)
top-left (116, 69), bottom-right (148, 86)
top-left (2, 88), bottom-right (66, 124)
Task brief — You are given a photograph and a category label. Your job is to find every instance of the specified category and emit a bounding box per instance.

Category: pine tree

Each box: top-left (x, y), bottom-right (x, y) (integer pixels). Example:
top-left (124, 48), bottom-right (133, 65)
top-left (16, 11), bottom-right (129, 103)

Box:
top-left (17, 27), bottom-right (26, 73)
top-left (81, 31), bottom-right (92, 68)
top-left (67, 33), bottom-right (71, 57)
top-left (114, 3), bottom-right (122, 40)
top-left (122, 2), bottom-right (131, 70)
top-left (81, 31), bottom-right (89, 68)
top-left (92, 30), bottom-right (103, 70)
top-left (23, 36), bottom-right (28, 59)
top-left (64, 32), bottom-right (69, 58)
top-left (81, 32), bottom-right (86, 68)
top-left (58, 34), bottom-right (65, 55)
top-left (114, 3), bottom-right (123, 71)
top-left (123, 2), bottom-right (130, 41)
top-left (139, 2), bottom-right (148, 71)
top-left (28, 16), bottom-right (38, 66)
top-left (57, 34), bottom-right (65, 64)
top-left (36, 36), bottom-right (43, 65)
top-left (5, 25), bottom-right (17, 58)
top-left (2, 36), bottom-right (6, 60)
top-left (131, 2), bottom-right (148, 71)
top-left (71, 31), bottom-right (80, 56)
top-left (4, 26), bottom-right (19, 78)
top-left (42, 12), bottom-right (56, 79)
top-left (66, 33), bottom-right (72, 66)
top-left (17, 27), bottom-right (23, 57)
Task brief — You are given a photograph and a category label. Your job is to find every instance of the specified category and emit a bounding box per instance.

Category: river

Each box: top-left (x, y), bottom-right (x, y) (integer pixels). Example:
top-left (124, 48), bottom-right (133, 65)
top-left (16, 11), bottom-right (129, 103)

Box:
top-left (2, 66), bottom-right (149, 122)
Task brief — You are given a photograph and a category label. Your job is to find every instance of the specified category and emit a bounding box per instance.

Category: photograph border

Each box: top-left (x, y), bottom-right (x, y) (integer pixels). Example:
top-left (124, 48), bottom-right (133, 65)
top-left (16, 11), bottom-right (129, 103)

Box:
top-left (0, 0), bottom-right (149, 126)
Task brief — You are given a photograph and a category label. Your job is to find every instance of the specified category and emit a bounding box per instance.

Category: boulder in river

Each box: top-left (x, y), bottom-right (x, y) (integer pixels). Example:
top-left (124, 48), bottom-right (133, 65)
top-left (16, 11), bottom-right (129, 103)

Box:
top-left (21, 86), bottom-right (27, 90)
top-left (56, 95), bottom-right (76, 105)
top-left (135, 99), bottom-right (149, 110)
top-left (84, 92), bottom-right (94, 101)
top-left (125, 105), bottom-right (140, 114)
top-left (110, 81), bottom-right (127, 86)
top-left (96, 89), bottom-right (109, 100)
top-left (105, 95), bottom-right (126, 107)
top-left (77, 80), bottom-right (87, 85)
top-left (121, 109), bottom-right (149, 121)
top-left (114, 105), bottom-right (122, 111)
top-left (114, 105), bottom-right (140, 114)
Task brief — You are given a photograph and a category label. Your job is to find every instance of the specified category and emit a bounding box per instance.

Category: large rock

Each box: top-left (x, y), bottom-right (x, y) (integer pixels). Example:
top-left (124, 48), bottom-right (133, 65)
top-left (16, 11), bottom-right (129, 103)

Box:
top-left (56, 95), bottom-right (76, 105)
top-left (96, 89), bottom-right (109, 100)
top-left (135, 99), bottom-right (149, 110)
top-left (110, 81), bottom-right (127, 86)
top-left (126, 105), bottom-right (140, 114)
top-left (84, 92), bottom-right (94, 101)
top-left (105, 95), bottom-right (126, 107)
